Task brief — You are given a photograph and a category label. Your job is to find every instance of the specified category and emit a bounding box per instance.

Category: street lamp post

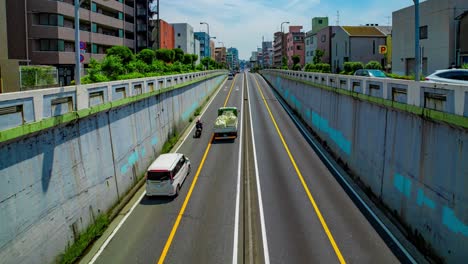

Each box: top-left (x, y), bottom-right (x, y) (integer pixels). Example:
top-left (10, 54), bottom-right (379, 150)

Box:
top-left (413, 0), bottom-right (420, 81)
top-left (74, 0), bottom-right (84, 85)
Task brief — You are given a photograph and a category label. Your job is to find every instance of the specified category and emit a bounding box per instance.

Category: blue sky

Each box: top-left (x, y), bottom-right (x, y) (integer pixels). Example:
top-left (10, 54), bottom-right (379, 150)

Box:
top-left (158, 0), bottom-right (415, 60)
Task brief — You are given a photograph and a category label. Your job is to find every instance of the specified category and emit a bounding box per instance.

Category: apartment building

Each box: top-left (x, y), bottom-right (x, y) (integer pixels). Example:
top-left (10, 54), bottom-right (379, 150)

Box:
top-left (158, 19), bottom-right (174, 49)
top-left (392, 0), bottom-right (468, 75)
top-left (305, 17), bottom-right (329, 64)
top-left (273, 31), bottom-right (285, 67)
top-left (3, 0), bottom-right (155, 88)
top-left (227, 47), bottom-right (239, 70)
top-left (210, 40), bottom-right (216, 60)
top-left (194, 32), bottom-right (210, 58)
top-left (286, 26), bottom-right (305, 67)
top-left (172, 23), bottom-right (194, 54)
top-left (215, 47), bottom-right (227, 65)
top-left (261, 41), bottom-right (273, 68)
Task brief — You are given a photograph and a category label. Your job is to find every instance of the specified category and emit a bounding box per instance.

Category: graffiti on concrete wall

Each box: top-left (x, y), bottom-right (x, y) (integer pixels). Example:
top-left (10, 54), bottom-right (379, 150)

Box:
top-left (393, 173), bottom-right (468, 237)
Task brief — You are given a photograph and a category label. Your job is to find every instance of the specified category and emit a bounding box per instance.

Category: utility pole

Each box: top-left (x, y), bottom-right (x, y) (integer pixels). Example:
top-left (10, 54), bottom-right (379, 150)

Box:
top-left (413, 0), bottom-right (420, 81)
top-left (156, 0), bottom-right (160, 50)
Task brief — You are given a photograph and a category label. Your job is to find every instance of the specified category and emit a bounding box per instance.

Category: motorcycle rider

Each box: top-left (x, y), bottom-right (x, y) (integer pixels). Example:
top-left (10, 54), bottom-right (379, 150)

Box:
top-left (196, 119), bottom-right (203, 130)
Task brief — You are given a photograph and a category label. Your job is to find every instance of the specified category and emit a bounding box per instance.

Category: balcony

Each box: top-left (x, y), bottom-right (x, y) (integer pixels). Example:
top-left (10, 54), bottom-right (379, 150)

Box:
top-left (137, 24), bottom-right (147, 32)
top-left (137, 8), bottom-right (147, 16)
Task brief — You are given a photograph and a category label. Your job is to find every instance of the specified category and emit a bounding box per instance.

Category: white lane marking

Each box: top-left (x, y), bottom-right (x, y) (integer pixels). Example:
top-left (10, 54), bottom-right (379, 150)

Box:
top-left (257, 75), bottom-right (417, 264)
top-left (247, 73), bottom-right (270, 263)
top-left (89, 77), bottom-right (228, 264)
top-left (89, 191), bottom-right (146, 264)
top-left (232, 73), bottom-right (244, 264)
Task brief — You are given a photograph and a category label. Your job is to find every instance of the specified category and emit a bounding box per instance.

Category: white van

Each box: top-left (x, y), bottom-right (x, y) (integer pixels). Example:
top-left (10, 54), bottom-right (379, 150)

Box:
top-left (146, 153), bottom-right (191, 196)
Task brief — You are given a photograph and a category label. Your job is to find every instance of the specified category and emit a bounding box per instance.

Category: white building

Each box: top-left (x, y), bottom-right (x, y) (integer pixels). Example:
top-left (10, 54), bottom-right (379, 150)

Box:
top-left (172, 23), bottom-right (195, 54)
top-left (392, 0), bottom-right (467, 76)
top-left (193, 39), bottom-right (200, 64)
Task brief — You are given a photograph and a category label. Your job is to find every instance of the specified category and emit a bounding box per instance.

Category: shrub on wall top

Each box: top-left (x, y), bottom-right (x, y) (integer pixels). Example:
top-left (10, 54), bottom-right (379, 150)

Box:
top-left (365, 60), bottom-right (383, 70)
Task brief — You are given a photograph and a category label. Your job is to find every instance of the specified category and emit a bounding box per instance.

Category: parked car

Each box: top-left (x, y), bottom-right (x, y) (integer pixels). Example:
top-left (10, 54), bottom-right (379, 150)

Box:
top-left (354, 69), bottom-right (387, 78)
top-left (425, 69), bottom-right (468, 84)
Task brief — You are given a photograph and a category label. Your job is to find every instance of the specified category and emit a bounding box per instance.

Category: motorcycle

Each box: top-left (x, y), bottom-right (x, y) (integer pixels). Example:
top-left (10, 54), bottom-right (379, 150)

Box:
top-left (194, 122), bottom-right (203, 138)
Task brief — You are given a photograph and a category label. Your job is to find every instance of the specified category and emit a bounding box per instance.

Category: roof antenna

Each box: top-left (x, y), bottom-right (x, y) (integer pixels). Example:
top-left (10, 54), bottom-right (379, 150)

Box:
top-left (386, 16), bottom-right (391, 26)
top-left (336, 10), bottom-right (340, 25)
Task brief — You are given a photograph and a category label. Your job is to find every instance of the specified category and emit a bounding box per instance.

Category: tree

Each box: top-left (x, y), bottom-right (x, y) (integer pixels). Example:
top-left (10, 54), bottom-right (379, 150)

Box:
top-left (282, 56), bottom-right (288, 67)
top-left (313, 49), bottom-right (324, 64)
top-left (101, 55), bottom-right (126, 80)
top-left (155, 49), bottom-right (175, 63)
top-left (183, 54), bottom-right (193, 65)
top-left (173, 48), bottom-right (185, 62)
top-left (136, 48), bottom-right (155, 64)
top-left (292, 55), bottom-right (300, 65)
top-left (106, 46), bottom-right (134, 65)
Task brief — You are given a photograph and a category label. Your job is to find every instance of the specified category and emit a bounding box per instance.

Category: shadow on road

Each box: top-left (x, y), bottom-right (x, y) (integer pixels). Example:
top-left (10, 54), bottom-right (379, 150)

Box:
top-left (139, 195), bottom-right (176, 206)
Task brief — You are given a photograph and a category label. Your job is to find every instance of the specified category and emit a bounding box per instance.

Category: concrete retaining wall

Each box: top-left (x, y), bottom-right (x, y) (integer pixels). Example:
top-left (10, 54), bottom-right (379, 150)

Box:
top-left (262, 70), bottom-right (468, 262)
top-left (0, 73), bottom-right (225, 264)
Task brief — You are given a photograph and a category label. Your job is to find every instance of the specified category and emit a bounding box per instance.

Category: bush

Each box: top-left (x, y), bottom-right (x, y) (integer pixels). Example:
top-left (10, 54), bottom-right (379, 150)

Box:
top-left (173, 48), bottom-right (185, 62)
top-left (304, 63), bottom-right (331, 73)
top-left (365, 60), bottom-right (383, 70)
top-left (155, 49), bottom-right (175, 63)
top-left (462, 63), bottom-right (468, 69)
top-left (136, 48), bottom-right (155, 64)
top-left (343, 62), bottom-right (364, 74)
top-left (106, 46), bottom-right (134, 65)
top-left (293, 64), bottom-right (302, 71)
top-left (101, 55), bottom-right (126, 80)
top-left (127, 60), bottom-right (150, 74)
top-left (116, 72), bottom-right (145, 80)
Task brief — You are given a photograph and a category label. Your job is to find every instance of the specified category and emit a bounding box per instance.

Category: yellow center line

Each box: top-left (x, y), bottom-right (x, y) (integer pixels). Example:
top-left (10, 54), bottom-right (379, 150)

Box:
top-left (252, 74), bottom-right (347, 264)
top-left (157, 73), bottom-right (237, 264)
top-left (223, 74), bottom-right (237, 107)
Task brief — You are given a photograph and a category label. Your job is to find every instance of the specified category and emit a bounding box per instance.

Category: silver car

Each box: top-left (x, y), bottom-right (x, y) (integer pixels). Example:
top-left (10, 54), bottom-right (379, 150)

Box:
top-left (425, 69), bottom-right (468, 84)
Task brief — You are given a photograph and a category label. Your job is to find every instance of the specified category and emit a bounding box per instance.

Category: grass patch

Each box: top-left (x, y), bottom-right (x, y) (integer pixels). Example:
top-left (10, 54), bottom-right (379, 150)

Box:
top-left (161, 133), bottom-right (179, 154)
top-left (194, 106), bottom-right (202, 117)
top-left (59, 214), bottom-right (109, 264)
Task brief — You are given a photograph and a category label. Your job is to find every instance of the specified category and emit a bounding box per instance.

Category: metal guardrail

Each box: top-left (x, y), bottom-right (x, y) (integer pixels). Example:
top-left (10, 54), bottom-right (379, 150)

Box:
top-left (0, 70), bottom-right (226, 131)
top-left (263, 69), bottom-right (468, 117)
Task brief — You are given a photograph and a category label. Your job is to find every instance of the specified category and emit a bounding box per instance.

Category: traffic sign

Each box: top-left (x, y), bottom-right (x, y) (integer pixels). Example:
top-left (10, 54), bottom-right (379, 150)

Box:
top-left (80, 41), bottom-right (86, 50)
top-left (379, 45), bottom-right (387, 54)
top-left (80, 54), bottom-right (84, 63)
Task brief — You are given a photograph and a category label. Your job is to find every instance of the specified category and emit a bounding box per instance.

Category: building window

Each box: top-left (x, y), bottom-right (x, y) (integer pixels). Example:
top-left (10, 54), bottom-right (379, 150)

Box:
top-left (420, 25), bottom-right (428, 39)
top-left (119, 29), bottom-right (124, 38)
top-left (91, 2), bottom-right (97, 12)
top-left (91, 23), bottom-right (97, 33)
top-left (297, 45), bottom-right (302, 50)
top-left (118, 12), bottom-right (123, 20)
top-left (373, 40), bottom-right (375, 54)
top-left (177, 33), bottom-right (181, 37)
top-left (38, 13), bottom-right (64, 27)
top-left (318, 19), bottom-right (323, 24)
top-left (178, 45), bottom-right (181, 48)
top-left (92, 43), bottom-right (98, 54)
top-left (321, 35), bottom-right (326, 42)
top-left (39, 39), bottom-right (65, 51)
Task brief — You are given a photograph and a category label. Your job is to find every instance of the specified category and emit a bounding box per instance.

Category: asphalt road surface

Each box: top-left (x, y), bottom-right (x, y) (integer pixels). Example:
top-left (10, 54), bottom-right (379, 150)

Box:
top-left (87, 72), bottom-right (405, 264)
